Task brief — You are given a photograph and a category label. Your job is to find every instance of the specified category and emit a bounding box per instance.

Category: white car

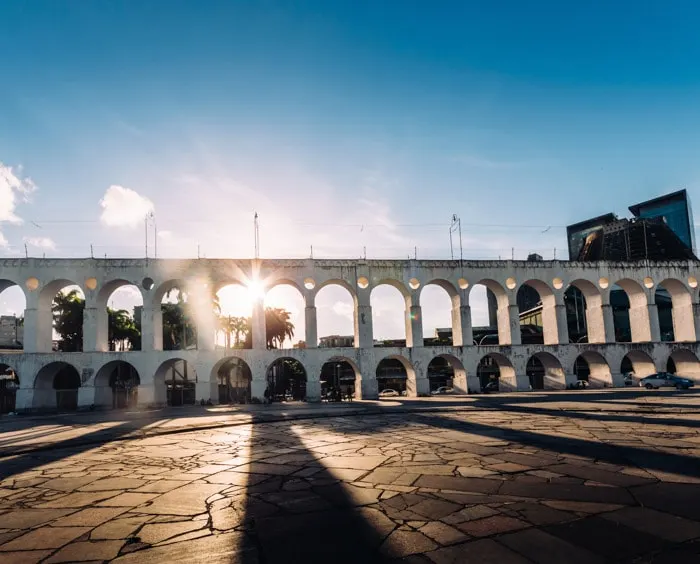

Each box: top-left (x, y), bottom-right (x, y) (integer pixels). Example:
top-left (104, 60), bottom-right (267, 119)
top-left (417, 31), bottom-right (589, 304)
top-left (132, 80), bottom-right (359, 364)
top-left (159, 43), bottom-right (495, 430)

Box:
top-left (431, 386), bottom-right (454, 395)
top-left (379, 389), bottom-right (400, 397)
top-left (639, 373), bottom-right (694, 390)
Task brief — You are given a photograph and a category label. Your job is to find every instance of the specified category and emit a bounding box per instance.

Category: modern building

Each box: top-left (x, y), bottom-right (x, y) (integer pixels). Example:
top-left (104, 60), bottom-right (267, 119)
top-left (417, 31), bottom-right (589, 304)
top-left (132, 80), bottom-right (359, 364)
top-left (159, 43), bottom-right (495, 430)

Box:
top-left (567, 190), bottom-right (697, 261)
top-left (0, 316), bottom-right (23, 349)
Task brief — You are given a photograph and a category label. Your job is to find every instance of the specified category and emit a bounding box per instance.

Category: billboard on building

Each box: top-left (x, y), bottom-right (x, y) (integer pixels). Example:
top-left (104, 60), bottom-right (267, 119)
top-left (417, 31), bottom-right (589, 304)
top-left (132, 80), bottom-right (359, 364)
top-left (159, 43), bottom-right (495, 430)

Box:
top-left (566, 213), bottom-right (617, 261)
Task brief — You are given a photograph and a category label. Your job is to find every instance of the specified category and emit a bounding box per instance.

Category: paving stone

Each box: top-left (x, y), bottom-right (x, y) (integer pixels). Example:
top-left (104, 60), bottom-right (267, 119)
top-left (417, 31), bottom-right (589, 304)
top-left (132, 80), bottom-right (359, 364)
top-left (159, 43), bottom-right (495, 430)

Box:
top-left (413, 475), bottom-right (501, 494)
top-left (97, 492), bottom-right (158, 507)
top-left (410, 498), bottom-right (462, 519)
top-left (419, 522), bottom-right (468, 546)
top-left (456, 466), bottom-right (497, 477)
top-left (380, 529), bottom-right (438, 558)
top-left (316, 455), bottom-right (387, 470)
top-left (91, 515), bottom-right (151, 540)
top-left (0, 550), bottom-right (54, 563)
top-left (113, 531), bottom-right (254, 563)
top-left (486, 462), bottom-right (531, 473)
top-left (601, 506), bottom-right (700, 542)
top-left (547, 463), bottom-right (656, 487)
top-left (541, 500), bottom-right (624, 514)
top-left (0, 508), bottom-right (76, 529)
top-left (426, 538), bottom-right (531, 563)
top-left (41, 476), bottom-right (105, 492)
top-left (138, 483), bottom-right (224, 516)
top-left (138, 521), bottom-right (205, 545)
top-left (632, 483), bottom-right (700, 521)
top-left (45, 540), bottom-right (124, 562)
top-left (51, 507), bottom-right (129, 527)
top-left (499, 479), bottom-right (634, 504)
top-left (36, 491), bottom-right (121, 508)
top-left (498, 527), bottom-right (604, 564)
top-left (457, 515), bottom-right (529, 537)
top-left (0, 526), bottom-right (91, 551)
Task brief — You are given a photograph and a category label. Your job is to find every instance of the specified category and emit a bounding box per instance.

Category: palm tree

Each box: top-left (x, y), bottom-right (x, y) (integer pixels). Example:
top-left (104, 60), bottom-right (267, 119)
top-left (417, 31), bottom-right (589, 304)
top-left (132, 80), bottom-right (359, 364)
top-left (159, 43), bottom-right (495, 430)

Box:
top-left (265, 307), bottom-right (295, 349)
top-left (52, 290), bottom-right (85, 351)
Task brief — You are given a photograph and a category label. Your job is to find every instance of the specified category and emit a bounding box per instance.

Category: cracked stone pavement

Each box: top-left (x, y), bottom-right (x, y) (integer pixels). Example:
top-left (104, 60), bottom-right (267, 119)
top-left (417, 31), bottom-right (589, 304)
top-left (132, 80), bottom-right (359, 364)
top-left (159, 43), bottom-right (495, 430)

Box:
top-left (2, 392), bottom-right (700, 562)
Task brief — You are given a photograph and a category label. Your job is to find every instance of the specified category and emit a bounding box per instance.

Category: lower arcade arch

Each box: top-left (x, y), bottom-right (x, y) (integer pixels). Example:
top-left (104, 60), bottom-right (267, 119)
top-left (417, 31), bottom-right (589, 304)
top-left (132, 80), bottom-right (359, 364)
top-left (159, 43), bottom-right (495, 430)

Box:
top-left (666, 349), bottom-right (700, 382)
top-left (526, 352), bottom-right (566, 390)
top-left (427, 354), bottom-right (466, 393)
top-left (320, 357), bottom-right (359, 401)
top-left (33, 362), bottom-right (81, 411)
top-left (573, 352), bottom-right (612, 388)
top-left (216, 357), bottom-right (252, 404)
top-left (477, 353), bottom-right (515, 392)
top-left (155, 359), bottom-right (198, 406)
top-left (266, 358), bottom-right (307, 401)
top-left (376, 355), bottom-right (417, 396)
top-left (620, 350), bottom-right (656, 380)
top-left (94, 361), bottom-right (141, 409)
top-left (0, 363), bottom-right (19, 414)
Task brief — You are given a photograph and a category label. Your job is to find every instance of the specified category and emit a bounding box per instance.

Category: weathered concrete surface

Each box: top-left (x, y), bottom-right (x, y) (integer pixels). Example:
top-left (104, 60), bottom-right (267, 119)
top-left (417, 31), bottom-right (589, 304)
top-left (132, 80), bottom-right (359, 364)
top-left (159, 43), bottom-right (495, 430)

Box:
top-left (2, 391), bottom-right (700, 562)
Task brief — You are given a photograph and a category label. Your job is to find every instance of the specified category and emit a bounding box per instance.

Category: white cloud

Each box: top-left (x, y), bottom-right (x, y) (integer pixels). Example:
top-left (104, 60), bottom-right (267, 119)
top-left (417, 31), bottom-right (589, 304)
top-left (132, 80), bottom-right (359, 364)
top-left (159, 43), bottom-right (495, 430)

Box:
top-left (0, 232), bottom-right (8, 248)
top-left (331, 301), bottom-right (354, 319)
top-left (100, 185), bottom-right (154, 228)
top-left (24, 236), bottom-right (55, 249)
top-left (157, 230), bottom-right (173, 240)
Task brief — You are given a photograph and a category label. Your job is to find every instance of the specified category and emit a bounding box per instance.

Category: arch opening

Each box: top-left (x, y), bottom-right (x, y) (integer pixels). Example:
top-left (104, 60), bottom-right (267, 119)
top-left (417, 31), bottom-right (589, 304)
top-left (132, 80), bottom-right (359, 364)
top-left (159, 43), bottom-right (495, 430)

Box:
top-left (0, 280), bottom-right (26, 351)
top-left (371, 283), bottom-right (408, 347)
top-left (320, 358), bottom-right (358, 401)
top-left (216, 283), bottom-right (254, 350)
top-left (264, 283), bottom-right (302, 349)
top-left (266, 358), bottom-right (307, 401)
top-left (161, 286), bottom-right (196, 351)
top-left (527, 352), bottom-right (566, 390)
top-left (612, 279), bottom-right (649, 343)
top-left (0, 363), bottom-right (19, 414)
top-left (477, 353), bottom-right (515, 392)
top-left (667, 349), bottom-right (700, 383)
top-left (216, 357), bottom-right (252, 404)
top-left (376, 355), bottom-right (416, 396)
top-left (428, 354), bottom-right (465, 394)
top-left (573, 351), bottom-right (612, 388)
top-left (620, 350), bottom-right (656, 383)
top-left (420, 282), bottom-right (456, 346)
top-left (51, 284), bottom-right (86, 352)
top-left (657, 279), bottom-right (695, 342)
top-left (316, 282), bottom-right (357, 348)
top-left (470, 280), bottom-right (508, 345)
top-left (95, 361), bottom-right (141, 409)
top-left (517, 280), bottom-right (555, 345)
top-left (34, 362), bottom-right (81, 411)
top-left (101, 282), bottom-right (143, 352)
top-left (155, 359), bottom-right (198, 406)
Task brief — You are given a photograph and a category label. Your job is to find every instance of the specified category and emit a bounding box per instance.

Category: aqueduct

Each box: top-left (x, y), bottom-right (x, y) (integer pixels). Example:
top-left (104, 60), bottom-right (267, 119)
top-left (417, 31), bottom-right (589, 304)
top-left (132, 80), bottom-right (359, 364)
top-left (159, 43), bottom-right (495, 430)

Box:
top-left (2, 257), bottom-right (700, 412)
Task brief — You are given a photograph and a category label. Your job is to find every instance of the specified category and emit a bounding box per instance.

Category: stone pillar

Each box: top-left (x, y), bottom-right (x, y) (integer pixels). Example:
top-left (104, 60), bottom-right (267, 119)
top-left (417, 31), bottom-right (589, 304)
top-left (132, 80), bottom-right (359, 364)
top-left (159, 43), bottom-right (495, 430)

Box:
top-left (305, 306), bottom-right (318, 348)
top-left (406, 369), bottom-right (430, 397)
top-left (452, 370), bottom-right (468, 394)
top-left (358, 376), bottom-right (378, 400)
top-left (195, 381), bottom-right (214, 403)
top-left (509, 305), bottom-right (522, 345)
top-left (83, 306), bottom-right (106, 352)
top-left (602, 304), bottom-right (616, 343)
top-left (251, 378), bottom-right (266, 403)
top-left (77, 386), bottom-right (96, 410)
top-left (451, 305), bottom-right (473, 346)
top-left (14, 388), bottom-right (34, 412)
top-left (406, 305), bottom-right (423, 348)
top-left (673, 301), bottom-right (696, 342)
top-left (647, 304), bottom-right (661, 342)
top-left (586, 305), bottom-right (607, 344)
top-left (136, 383), bottom-right (165, 409)
top-left (693, 304), bottom-right (700, 344)
top-left (140, 306), bottom-right (163, 351)
top-left (22, 307), bottom-right (41, 353)
top-left (306, 377), bottom-right (321, 402)
top-left (354, 304), bottom-right (373, 348)
top-left (252, 298), bottom-right (266, 350)
top-left (629, 304), bottom-right (653, 342)
top-left (551, 303), bottom-right (569, 344)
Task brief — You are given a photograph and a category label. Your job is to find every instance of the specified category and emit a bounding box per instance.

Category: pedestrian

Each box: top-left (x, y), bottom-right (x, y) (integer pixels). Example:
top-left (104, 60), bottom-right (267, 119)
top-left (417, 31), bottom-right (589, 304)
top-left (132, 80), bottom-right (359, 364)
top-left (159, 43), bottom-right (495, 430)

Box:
top-left (263, 385), bottom-right (271, 406)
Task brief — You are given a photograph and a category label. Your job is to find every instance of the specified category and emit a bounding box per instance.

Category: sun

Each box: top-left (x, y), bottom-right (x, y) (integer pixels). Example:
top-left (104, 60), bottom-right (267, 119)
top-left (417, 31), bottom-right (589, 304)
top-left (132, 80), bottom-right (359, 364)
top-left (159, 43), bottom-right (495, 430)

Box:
top-left (216, 278), bottom-right (267, 318)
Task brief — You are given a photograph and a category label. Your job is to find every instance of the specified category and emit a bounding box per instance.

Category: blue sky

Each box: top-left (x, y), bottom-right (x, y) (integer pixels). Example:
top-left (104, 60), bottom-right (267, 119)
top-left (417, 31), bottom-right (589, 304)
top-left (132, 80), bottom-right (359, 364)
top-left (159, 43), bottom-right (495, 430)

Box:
top-left (2, 1), bottom-right (700, 340)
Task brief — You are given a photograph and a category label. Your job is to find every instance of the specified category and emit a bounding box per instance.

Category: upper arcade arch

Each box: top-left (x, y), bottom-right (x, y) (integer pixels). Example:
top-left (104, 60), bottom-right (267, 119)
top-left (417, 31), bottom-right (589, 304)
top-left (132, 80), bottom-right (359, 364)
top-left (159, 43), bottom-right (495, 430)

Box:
top-left (611, 278), bottom-right (652, 343)
top-left (469, 279), bottom-right (514, 345)
top-left (656, 278), bottom-right (695, 342)
top-left (668, 349), bottom-right (700, 383)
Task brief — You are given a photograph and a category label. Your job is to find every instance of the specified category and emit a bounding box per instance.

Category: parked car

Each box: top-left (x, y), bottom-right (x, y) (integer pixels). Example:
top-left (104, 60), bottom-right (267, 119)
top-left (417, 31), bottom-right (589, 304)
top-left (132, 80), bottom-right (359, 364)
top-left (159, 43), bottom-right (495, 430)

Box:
top-left (379, 389), bottom-right (400, 397)
top-left (639, 373), bottom-right (694, 390)
top-left (573, 379), bottom-right (590, 389)
top-left (481, 381), bottom-right (499, 393)
top-left (623, 372), bottom-right (635, 386)
top-left (431, 386), bottom-right (454, 395)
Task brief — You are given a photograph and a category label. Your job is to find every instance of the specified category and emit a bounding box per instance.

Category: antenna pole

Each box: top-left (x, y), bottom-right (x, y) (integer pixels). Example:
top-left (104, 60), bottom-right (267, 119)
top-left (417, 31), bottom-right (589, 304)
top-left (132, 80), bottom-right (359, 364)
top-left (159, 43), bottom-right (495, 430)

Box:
top-left (254, 212), bottom-right (260, 259)
top-left (145, 214), bottom-right (148, 258)
top-left (458, 216), bottom-right (463, 264)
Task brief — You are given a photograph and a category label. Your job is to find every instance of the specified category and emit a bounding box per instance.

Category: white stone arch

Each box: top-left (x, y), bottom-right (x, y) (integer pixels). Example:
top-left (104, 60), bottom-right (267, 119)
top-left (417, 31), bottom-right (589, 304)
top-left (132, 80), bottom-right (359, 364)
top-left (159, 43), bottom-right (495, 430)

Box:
top-left (33, 360), bottom-right (81, 410)
top-left (152, 278), bottom-right (187, 307)
top-left (319, 355), bottom-right (361, 399)
top-left (93, 279), bottom-right (145, 352)
top-left (573, 351), bottom-right (613, 388)
top-left (656, 278), bottom-right (695, 342)
top-left (155, 357), bottom-right (198, 406)
top-left (568, 279), bottom-right (605, 343)
top-left (37, 279), bottom-right (85, 353)
top-left (313, 279), bottom-right (359, 348)
top-left (668, 349), bottom-right (700, 383)
top-left (375, 353), bottom-right (418, 396)
top-left (211, 355), bottom-right (253, 404)
top-left (417, 279), bottom-right (460, 345)
top-left (477, 352), bottom-right (516, 391)
top-left (265, 277), bottom-right (305, 296)
top-left (93, 359), bottom-right (141, 409)
top-left (612, 278), bottom-right (652, 342)
top-left (469, 279), bottom-right (513, 345)
top-left (38, 278), bottom-right (85, 309)
top-left (621, 350), bottom-right (656, 379)
top-left (526, 351), bottom-right (567, 390)
top-left (370, 280), bottom-right (411, 346)
top-left (264, 279), bottom-right (304, 349)
top-left (427, 353), bottom-right (467, 393)
top-left (265, 356), bottom-right (308, 401)
top-left (518, 278), bottom-right (562, 345)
